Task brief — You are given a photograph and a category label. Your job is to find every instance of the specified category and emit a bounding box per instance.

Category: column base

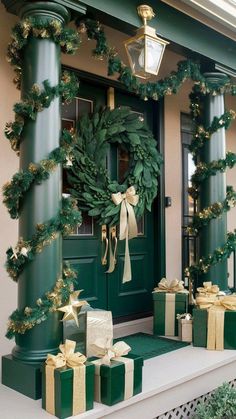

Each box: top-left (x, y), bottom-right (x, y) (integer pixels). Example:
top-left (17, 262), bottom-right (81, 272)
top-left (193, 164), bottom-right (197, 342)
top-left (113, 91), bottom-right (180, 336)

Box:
top-left (2, 355), bottom-right (42, 400)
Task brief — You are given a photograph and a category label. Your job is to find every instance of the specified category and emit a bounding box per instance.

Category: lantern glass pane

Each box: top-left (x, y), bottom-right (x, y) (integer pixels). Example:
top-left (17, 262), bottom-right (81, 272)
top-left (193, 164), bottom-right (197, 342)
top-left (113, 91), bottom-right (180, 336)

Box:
top-left (145, 37), bottom-right (164, 74)
top-left (126, 37), bottom-right (145, 76)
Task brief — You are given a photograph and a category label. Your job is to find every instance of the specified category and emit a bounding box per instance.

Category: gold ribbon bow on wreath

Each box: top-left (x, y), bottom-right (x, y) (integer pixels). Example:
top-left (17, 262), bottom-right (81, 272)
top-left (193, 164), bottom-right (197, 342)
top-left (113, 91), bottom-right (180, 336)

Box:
top-left (45, 339), bottom-right (87, 416)
top-left (196, 295), bottom-right (236, 350)
top-left (111, 186), bottom-right (139, 283)
top-left (154, 278), bottom-right (189, 294)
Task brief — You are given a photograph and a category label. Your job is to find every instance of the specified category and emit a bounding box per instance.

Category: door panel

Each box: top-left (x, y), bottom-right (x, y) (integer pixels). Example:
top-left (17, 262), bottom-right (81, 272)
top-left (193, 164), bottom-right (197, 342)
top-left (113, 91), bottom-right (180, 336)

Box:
top-left (62, 76), bottom-right (157, 319)
top-left (62, 80), bottom-right (107, 308)
top-left (106, 90), bottom-right (155, 318)
top-left (109, 211), bottom-right (154, 317)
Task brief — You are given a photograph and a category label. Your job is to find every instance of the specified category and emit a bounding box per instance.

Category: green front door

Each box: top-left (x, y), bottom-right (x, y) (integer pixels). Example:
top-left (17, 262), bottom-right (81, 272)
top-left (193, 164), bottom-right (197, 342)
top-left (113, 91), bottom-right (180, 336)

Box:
top-left (63, 75), bottom-right (158, 320)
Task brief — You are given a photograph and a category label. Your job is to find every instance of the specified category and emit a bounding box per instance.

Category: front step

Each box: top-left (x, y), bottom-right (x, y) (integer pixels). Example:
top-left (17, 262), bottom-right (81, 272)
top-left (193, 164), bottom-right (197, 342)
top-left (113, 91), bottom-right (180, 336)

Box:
top-left (1, 345), bottom-right (236, 418)
top-left (113, 316), bottom-right (153, 339)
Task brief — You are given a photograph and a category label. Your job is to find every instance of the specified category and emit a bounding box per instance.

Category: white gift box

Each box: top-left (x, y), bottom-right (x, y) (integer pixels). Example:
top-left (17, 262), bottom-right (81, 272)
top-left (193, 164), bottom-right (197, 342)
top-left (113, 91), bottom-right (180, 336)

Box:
top-left (63, 306), bottom-right (113, 356)
top-left (178, 318), bottom-right (192, 342)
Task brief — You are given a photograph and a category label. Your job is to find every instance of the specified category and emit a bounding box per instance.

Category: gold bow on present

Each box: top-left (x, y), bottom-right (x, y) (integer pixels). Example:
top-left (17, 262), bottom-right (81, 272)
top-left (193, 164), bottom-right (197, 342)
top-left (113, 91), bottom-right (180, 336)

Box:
top-left (196, 295), bottom-right (236, 350)
top-left (45, 340), bottom-right (87, 416)
top-left (197, 281), bottom-right (220, 296)
top-left (154, 278), bottom-right (189, 294)
top-left (111, 186), bottom-right (139, 283)
top-left (90, 337), bottom-right (131, 365)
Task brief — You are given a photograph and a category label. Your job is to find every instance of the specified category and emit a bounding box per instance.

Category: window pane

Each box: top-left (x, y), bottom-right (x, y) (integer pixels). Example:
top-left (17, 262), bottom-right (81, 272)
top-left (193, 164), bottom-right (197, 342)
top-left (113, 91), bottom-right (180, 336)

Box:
top-left (62, 119), bottom-right (75, 132)
top-left (137, 216), bottom-right (144, 235)
top-left (77, 98), bottom-right (93, 117)
top-left (188, 153), bottom-right (196, 217)
top-left (118, 145), bottom-right (129, 182)
top-left (189, 238), bottom-right (196, 266)
top-left (62, 100), bottom-right (76, 120)
top-left (71, 212), bottom-right (93, 236)
top-left (181, 113), bottom-right (198, 277)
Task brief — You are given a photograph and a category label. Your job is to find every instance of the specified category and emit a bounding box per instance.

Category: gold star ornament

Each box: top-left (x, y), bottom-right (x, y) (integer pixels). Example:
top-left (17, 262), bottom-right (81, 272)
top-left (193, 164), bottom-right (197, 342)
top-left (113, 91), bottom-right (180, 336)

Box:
top-left (58, 290), bottom-right (88, 327)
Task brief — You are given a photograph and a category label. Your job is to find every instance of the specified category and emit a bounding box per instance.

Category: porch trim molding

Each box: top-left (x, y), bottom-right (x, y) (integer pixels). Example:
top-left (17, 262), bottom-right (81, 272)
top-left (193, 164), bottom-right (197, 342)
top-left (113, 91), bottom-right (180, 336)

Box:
top-left (179, 0), bottom-right (236, 31)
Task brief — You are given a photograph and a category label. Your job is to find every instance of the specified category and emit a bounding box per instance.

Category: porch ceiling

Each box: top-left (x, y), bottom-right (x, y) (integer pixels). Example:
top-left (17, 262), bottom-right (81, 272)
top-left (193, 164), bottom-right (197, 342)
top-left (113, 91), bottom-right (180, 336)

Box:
top-left (2, 0), bottom-right (236, 72)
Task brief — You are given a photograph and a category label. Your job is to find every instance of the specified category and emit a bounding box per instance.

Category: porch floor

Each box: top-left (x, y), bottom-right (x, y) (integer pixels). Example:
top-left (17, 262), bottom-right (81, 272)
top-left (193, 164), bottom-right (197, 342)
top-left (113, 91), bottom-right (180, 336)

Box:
top-left (1, 319), bottom-right (236, 419)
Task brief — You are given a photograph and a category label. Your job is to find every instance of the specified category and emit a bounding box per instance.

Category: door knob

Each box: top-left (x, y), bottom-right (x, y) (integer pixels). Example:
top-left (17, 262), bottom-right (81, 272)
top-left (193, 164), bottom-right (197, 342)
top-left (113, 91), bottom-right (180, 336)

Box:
top-left (106, 226), bottom-right (117, 273)
top-left (101, 225), bottom-right (108, 265)
top-left (111, 226), bottom-right (117, 265)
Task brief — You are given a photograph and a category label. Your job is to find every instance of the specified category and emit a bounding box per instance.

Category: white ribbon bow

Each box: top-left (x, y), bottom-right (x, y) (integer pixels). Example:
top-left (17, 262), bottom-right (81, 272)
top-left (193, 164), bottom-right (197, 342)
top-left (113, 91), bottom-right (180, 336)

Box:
top-left (111, 186), bottom-right (139, 283)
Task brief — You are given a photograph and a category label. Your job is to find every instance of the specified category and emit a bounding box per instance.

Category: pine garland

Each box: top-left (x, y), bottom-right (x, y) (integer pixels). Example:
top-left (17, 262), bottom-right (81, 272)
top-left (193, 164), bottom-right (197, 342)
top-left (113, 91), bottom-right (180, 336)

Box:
top-left (189, 110), bottom-right (236, 157)
top-left (5, 71), bottom-right (79, 153)
top-left (187, 186), bottom-right (236, 235)
top-left (75, 18), bottom-right (236, 100)
top-left (68, 107), bottom-right (162, 225)
top-left (6, 263), bottom-right (77, 339)
top-left (6, 197), bottom-right (81, 281)
top-left (186, 231), bottom-right (236, 279)
top-left (3, 129), bottom-right (75, 219)
top-left (7, 17), bottom-right (81, 88)
top-left (189, 151), bottom-right (236, 198)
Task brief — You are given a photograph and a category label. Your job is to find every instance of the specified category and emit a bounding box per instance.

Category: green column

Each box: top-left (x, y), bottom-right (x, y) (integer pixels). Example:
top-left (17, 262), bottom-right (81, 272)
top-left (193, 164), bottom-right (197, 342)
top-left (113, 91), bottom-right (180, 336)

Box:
top-left (2, 2), bottom-right (69, 399)
top-left (198, 73), bottom-right (228, 291)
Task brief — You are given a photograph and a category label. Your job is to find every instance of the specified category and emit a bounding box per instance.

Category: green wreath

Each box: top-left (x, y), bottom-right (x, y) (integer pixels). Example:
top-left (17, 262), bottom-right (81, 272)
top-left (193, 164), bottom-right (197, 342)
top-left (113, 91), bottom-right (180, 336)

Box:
top-left (68, 107), bottom-right (162, 225)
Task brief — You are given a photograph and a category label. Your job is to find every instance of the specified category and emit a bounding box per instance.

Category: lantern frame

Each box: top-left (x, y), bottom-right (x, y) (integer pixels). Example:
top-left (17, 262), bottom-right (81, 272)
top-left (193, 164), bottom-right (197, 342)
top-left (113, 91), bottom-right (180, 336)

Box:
top-left (124, 5), bottom-right (169, 79)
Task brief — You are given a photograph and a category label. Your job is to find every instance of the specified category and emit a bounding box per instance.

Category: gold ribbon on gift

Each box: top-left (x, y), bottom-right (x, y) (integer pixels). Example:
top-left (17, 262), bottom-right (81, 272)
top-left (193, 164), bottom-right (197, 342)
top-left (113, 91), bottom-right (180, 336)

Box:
top-left (197, 281), bottom-right (220, 296)
top-left (154, 278), bottom-right (189, 294)
top-left (196, 295), bottom-right (236, 350)
top-left (45, 339), bottom-right (87, 416)
top-left (90, 337), bottom-right (131, 365)
top-left (90, 337), bottom-right (134, 402)
top-left (111, 186), bottom-right (139, 283)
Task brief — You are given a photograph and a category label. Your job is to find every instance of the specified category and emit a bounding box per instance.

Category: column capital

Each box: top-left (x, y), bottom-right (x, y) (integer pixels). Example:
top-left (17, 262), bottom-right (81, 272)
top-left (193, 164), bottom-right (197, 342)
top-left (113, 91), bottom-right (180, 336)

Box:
top-left (203, 72), bottom-right (229, 86)
top-left (20, 2), bottom-right (70, 24)
top-left (2, 0), bottom-right (87, 19)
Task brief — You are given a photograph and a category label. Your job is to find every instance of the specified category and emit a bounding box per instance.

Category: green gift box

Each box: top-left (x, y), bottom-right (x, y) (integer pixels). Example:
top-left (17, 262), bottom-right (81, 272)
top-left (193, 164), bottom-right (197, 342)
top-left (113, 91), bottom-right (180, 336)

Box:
top-left (193, 308), bottom-right (236, 350)
top-left (42, 342), bottom-right (95, 419)
top-left (153, 292), bottom-right (189, 336)
top-left (42, 362), bottom-right (94, 419)
top-left (90, 353), bottom-right (143, 406)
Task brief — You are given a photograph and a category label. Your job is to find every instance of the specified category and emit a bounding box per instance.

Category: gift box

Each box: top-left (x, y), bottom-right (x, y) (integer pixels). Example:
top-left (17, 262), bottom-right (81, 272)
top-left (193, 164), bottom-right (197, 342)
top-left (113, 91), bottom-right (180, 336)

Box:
top-left (153, 291), bottom-right (189, 336)
top-left (63, 306), bottom-right (113, 357)
top-left (178, 318), bottom-right (193, 342)
top-left (193, 307), bottom-right (236, 350)
top-left (42, 340), bottom-right (95, 419)
top-left (89, 338), bottom-right (143, 406)
top-left (91, 353), bottom-right (143, 406)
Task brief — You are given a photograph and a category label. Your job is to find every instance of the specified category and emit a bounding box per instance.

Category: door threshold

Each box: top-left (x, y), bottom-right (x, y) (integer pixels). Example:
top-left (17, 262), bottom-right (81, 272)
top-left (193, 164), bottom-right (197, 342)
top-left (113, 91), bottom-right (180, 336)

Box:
top-left (113, 316), bottom-right (153, 339)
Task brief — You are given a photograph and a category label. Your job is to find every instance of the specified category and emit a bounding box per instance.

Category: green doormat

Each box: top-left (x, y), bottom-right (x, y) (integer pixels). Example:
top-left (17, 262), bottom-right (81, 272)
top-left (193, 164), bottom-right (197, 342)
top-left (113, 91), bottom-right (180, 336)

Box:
top-left (115, 333), bottom-right (190, 360)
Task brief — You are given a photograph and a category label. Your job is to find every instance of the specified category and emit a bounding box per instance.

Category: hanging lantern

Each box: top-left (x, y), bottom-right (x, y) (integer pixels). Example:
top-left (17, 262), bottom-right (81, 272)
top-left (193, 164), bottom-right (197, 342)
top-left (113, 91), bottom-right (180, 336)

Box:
top-left (124, 4), bottom-right (169, 79)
